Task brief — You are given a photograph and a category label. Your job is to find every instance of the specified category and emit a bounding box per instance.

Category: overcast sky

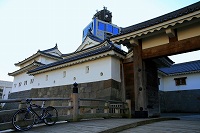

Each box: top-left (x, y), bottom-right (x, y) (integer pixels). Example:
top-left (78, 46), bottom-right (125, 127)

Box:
top-left (0, 0), bottom-right (199, 81)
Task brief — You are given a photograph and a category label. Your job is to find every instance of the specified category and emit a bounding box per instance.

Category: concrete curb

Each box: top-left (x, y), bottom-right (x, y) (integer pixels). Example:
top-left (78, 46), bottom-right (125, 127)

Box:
top-left (99, 117), bottom-right (180, 133)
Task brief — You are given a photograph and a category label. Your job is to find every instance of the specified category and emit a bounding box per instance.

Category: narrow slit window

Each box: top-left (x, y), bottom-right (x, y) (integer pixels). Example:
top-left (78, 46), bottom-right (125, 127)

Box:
top-left (24, 81), bottom-right (27, 85)
top-left (63, 71), bottom-right (66, 78)
top-left (46, 75), bottom-right (48, 81)
top-left (86, 66), bottom-right (89, 73)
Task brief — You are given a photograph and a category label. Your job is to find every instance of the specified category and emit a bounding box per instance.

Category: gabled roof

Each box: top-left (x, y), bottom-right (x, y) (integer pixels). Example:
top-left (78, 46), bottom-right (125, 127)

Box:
top-left (28, 43), bottom-right (126, 75)
top-left (76, 30), bottom-right (103, 52)
top-left (159, 60), bottom-right (200, 76)
top-left (8, 61), bottom-right (44, 76)
top-left (15, 46), bottom-right (63, 66)
top-left (42, 44), bottom-right (58, 52)
top-left (121, 2), bottom-right (200, 35)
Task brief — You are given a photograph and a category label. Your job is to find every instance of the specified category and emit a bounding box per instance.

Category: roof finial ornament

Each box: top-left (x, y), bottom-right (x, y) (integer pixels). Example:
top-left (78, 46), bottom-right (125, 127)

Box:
top-left (55, 43), bottom-right (58, 48)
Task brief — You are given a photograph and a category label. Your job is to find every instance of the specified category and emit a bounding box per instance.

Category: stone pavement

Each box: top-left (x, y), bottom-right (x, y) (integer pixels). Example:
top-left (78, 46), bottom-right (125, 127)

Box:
top-left (120, 114), bottom-right (200, 133)
top-left (2, 113), bottom-right (200, 133)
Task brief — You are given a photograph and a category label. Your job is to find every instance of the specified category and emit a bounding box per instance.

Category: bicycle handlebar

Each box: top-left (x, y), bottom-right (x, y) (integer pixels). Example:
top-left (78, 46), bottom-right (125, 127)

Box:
top-left (26, 98), bottom-right (32, 103)
top-left (26, 99), bottom-right (42, 108)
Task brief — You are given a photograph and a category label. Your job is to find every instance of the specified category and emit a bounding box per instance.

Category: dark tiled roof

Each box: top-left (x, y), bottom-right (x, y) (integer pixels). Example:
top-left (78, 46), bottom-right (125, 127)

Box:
top-left (9, 60), bottom-right (45, 76)
top-left (120, 2), bottom-right (200, 35)
top-left (15, 46), bottom-right (62, 66)
top-left (42, 44), bottom-right (58, 52)
top-left (159, 60), bottom-right (200, 75)
top-left (28, 44), bottom-right (126, 74)
top-left (38, 51), bottom-right (63, 59)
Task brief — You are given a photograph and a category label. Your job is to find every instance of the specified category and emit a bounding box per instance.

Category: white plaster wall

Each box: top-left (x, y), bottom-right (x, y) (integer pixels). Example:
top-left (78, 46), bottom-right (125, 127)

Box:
top-left (160, 72), bottom-right (200, 91)
top-left (177, 23), bottom-right (200, 41)
top-left (1, 87), bottom-right (12, 106)
top-left (12, 72), bottom-right (34, 92)
top-left (36, 56), bottom-right (57, 64)
top-left (45, 49), bottom-right (62, 56)
top-left (81, 37), bottom-right (100, 50)
top-left (33, 56), bottom-right (120, 88)
top-left (111, 57), bottom-right (121, 82)
top-left (20, 56), bottom-right (58, 68)
top-left (142, 33), bottom-right (169, 49)
top-left (158, 74), bottom-right (164, 91)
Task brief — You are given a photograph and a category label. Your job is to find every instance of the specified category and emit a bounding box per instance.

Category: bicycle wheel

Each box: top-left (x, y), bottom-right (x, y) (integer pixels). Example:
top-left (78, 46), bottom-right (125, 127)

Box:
top-left (44, 106), bottom-right (58, 126)
top-left (12, 108), bottom-right (35, 131)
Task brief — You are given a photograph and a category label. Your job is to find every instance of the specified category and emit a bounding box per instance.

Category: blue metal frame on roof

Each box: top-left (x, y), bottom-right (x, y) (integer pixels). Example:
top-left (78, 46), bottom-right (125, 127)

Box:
top-left (82, 17), bottom-right (120, 41)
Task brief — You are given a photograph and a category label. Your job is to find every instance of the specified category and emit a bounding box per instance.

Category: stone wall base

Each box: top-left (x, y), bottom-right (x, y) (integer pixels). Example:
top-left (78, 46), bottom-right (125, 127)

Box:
top-left (160, 89), bottom-right (200, 113)
top-left (4, 79), bottom-right (123, 110)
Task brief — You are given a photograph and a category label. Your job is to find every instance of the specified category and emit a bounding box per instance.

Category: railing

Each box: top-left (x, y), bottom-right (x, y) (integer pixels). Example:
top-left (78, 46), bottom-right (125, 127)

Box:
top-left (0, 83), bottom-right (131, 131)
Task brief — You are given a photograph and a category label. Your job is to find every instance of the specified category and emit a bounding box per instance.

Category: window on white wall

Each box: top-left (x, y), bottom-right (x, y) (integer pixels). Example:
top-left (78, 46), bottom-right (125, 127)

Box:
top-left (46, 75), bottom-right (48, 81)
top-left (30, 79), bottom-right (34, 84)
top-left (174, 77), bottom-right (187, 86)
top-left (85, 66), bottom-right (89, 73)
top-left (19, 82), bottom-right (22, 87)
top-left (63, 71), bottom-right (66, 78)
top-left (24, 81), bottom-right (27, 85)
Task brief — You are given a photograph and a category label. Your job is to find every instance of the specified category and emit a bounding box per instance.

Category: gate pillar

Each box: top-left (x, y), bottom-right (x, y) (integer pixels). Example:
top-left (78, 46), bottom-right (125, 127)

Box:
top-left (132, 39), bottom-right (148, 118)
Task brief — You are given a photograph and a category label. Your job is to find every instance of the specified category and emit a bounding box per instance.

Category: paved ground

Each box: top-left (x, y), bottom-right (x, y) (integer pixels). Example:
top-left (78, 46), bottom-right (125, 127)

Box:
top-left (2, 113), bottom-right (200, 133)
top-left (3, 118), bottom-right (148, 133)
top-left (120, 114), bottom-right (200, 133)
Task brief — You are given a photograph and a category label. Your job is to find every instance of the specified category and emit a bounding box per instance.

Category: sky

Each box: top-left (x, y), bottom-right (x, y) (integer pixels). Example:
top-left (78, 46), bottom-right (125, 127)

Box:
top-left (0, 0), bottom-right (199, 81)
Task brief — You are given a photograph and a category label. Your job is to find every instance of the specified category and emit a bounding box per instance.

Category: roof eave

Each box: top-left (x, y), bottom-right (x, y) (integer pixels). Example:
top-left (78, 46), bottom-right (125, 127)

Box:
top-left (167, 70), bottom-right (200, 76)
top-left (14, 52), bottom-right (62, 66)
top-left (111, 11), bottom-right (200, 44)
top-left (8, 63), bottom-right (43, 76)
top-left (28, 49), bottom-right (126, 75)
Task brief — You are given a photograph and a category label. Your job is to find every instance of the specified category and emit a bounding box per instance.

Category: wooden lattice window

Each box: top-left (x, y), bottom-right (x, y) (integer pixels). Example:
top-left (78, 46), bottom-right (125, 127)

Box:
top-left (174, 77), bottom-right (187, 86)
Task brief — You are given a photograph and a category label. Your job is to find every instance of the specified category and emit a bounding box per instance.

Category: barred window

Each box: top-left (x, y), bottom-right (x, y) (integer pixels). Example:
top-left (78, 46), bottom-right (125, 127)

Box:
top-left (174, 77), bottom-right (187, 86)
top-left (30, 79), bottom-right (34, 84)
top-left (24, 81), bottom-right (27, 85)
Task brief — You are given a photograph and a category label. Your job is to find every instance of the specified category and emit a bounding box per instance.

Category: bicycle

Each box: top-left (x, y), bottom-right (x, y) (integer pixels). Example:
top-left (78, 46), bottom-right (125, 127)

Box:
top-left (12, 99), bottom-right (58, 131)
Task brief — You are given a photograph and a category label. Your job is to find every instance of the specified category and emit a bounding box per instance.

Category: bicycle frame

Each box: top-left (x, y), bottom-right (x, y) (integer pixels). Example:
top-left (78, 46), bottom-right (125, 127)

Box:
top-left (27, 101), bottom-right (47, 121)
top-left (12, 99), bottom-right (58, 131)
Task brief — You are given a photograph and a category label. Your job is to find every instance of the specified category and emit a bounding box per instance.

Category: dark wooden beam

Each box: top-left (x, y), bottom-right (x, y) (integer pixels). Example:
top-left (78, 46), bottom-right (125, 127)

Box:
top-left (133, 40), bottom-right (148, 117)
top-left (142, 35), bottom-right (200, 59)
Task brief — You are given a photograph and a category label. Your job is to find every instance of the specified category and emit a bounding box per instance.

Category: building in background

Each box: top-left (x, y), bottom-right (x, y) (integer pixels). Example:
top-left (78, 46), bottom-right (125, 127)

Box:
top-left (0, 80), bottom-right (12, 107)
top-left (158, 60), bottom-right (200, 113)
